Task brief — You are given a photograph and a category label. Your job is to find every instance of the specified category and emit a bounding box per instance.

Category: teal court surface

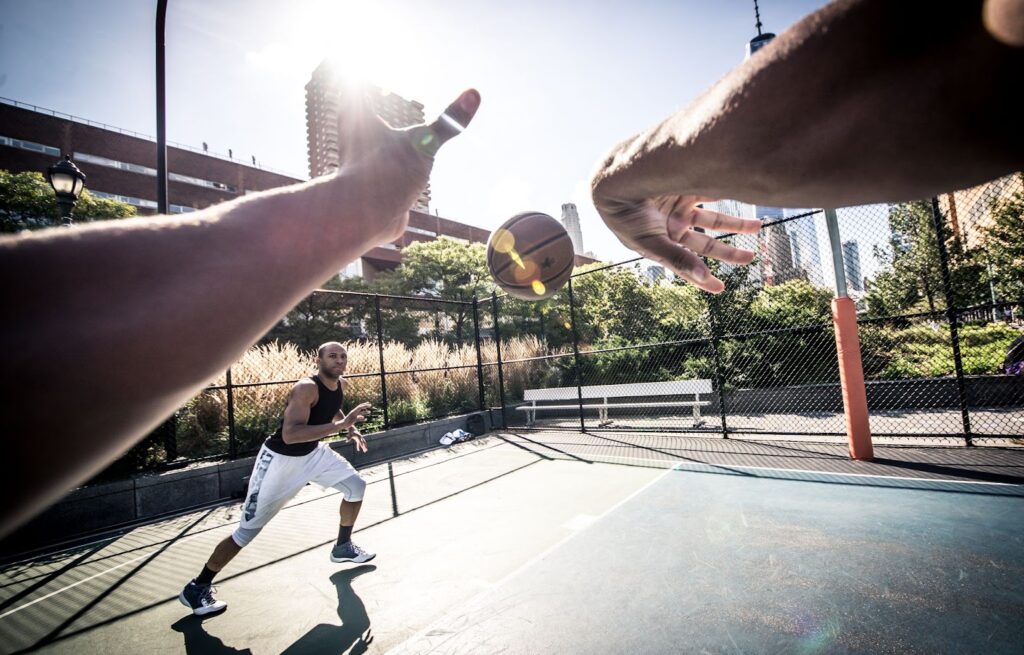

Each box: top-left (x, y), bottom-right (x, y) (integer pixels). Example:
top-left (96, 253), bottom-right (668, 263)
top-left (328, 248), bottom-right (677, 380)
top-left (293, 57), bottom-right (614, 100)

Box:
top-left (1, 433), bottom-right (1023, 654)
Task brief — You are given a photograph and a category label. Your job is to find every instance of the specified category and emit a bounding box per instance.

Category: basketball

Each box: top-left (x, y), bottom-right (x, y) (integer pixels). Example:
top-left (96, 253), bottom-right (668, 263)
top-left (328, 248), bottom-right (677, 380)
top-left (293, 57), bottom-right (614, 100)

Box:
top-left (486, 211), bottom-right (575, 300)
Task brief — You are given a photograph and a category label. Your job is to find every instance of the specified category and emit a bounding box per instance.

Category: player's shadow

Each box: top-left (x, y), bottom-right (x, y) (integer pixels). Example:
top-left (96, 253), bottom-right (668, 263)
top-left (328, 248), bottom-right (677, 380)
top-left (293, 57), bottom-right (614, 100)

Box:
top-left (281, 564), bottom-right (377, 655)
top-left (171, 615), bottom-right (253, 654)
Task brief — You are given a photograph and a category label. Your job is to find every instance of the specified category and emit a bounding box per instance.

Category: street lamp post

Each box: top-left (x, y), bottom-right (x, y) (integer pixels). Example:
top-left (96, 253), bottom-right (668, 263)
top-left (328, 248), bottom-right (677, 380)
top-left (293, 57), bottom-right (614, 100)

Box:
top-left (47, 155), bottom-right (87, 226)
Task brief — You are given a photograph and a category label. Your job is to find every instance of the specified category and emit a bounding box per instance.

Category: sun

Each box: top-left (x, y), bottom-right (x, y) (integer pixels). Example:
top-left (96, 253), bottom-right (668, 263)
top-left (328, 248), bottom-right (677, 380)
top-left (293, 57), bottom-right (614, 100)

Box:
top-left (283, 0), bottom-right (425, 100)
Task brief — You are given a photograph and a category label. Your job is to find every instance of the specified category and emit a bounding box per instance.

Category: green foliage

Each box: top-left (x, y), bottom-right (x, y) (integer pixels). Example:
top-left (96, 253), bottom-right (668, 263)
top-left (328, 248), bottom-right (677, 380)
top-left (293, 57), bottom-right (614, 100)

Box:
top-left (866, 322), bottom-right (1022, 379)
top-left (0, 169), bottom-right (135, 232)
top-left (264, 292), bottom-right (366, 351)
top-left (985, 190), bottom-right (1024, 302)
top-left (377, 238), bottom-right (494, 343)
top-left (750, 279), bottom-right (833, 327)
top-left (864, 201), bottom-right (945, 315)
top-left (175, 391), bottom-right (229, 458)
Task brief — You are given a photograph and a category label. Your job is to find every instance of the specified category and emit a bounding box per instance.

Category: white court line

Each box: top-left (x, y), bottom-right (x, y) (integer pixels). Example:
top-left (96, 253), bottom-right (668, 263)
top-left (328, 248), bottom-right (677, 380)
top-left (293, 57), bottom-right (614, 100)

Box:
top-left (662, 460), bottom-right (1024, 486)
top-left (383, 460), bottom-right (684, 655)
top-left (533, 447), bottom-right (1023, 487)
top-left (0, 548), bottom-right (155, 620)
top-left (0, 526), bottom-right (226, 620)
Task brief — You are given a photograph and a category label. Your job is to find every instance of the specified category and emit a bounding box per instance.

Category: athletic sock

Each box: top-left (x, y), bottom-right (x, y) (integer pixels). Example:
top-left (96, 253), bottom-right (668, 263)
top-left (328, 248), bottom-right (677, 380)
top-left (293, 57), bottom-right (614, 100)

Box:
top-left (196, 565), bottom-right (217, 586)
top-left (338, 524), bottom-right (353, 545)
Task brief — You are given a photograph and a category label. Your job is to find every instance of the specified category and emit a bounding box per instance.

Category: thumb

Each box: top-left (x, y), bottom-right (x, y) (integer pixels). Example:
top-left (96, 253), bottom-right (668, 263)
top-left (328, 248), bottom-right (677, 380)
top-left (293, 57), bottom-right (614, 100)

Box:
top-left (410, 89), bottom-right (481, 158)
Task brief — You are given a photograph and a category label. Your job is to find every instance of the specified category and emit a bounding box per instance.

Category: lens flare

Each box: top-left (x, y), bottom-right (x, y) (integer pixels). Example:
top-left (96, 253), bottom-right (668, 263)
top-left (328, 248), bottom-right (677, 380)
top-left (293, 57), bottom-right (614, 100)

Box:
top-left (512, 258), bottom-right (539, 282)
top-left (492, 229), bottom-right (515, 254)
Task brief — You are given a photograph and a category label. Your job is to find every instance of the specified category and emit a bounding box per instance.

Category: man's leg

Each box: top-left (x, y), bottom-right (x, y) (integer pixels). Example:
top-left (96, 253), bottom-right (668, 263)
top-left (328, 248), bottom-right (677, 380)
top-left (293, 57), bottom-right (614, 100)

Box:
top-left (311, 445), bottom-right (374, 563)
top-left (181, 445), bottom-right (299, 615)
top-left (338, 499), bottom-right (363, 546)
top-left (329, 473), bottom-right (374, 563)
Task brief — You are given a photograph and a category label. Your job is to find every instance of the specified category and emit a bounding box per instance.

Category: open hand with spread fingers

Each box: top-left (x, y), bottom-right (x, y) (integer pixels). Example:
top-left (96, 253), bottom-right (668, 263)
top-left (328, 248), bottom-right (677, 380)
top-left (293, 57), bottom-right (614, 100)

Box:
top-left (592, 192), bottom-right (762, 294)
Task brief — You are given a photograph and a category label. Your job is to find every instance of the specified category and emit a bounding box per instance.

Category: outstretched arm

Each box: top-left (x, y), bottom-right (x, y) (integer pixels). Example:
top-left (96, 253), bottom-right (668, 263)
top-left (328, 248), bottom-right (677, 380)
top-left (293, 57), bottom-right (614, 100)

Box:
top-left (0, 89), bottom-right (480, 538)
top-left (592, 0), bottom-right (1023, 287)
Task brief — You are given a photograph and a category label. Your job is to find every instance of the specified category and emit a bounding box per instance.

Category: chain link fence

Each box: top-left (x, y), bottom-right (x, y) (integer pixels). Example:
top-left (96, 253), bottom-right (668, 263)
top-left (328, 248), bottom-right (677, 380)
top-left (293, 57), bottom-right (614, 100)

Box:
top-left (96, 175), bottom-right (1024, 481)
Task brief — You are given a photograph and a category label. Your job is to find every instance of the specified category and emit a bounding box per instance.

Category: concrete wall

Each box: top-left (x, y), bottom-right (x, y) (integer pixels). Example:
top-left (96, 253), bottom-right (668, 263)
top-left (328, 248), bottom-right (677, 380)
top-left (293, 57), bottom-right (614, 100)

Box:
top-left (0, 412), bottom-right (491, 560)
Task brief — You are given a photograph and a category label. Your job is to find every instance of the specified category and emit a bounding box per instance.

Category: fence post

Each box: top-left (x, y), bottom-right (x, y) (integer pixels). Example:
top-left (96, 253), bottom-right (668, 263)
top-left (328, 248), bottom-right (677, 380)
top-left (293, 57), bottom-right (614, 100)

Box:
top-left (929, 197), bottom-right (973, 446)
top-left (226, 367), bottom-right (237, 459)
top-left (491, 292), bottom-right (508, 429)
top-left (472, 298), bottom-right (486, 411)
top-left (708, 295), bottom-right (729, 439)
top-left (567, 279), bottom-right (586, 433)
top-left (825, 208), bottom-right (873, 460)
top-left (374, 294), bottom-right (390, 431)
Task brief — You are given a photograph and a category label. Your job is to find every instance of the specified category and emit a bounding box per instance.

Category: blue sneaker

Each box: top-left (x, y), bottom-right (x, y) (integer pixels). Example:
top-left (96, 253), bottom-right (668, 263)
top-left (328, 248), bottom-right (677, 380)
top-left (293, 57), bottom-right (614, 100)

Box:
top-left (331, 541), bottom-right (375, 563)
top-left (179, 579), bottom-right (227, 616)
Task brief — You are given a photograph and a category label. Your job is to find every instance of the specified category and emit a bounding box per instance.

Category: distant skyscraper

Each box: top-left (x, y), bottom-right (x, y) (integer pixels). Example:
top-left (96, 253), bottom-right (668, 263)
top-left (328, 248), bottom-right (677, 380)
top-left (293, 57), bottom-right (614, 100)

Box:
top-left (842, 240), bottom-right (863, 292)
top-left (763, 223), bottom-right (805, 286)
top-left (745, 0), bottom-right (776, 60)
top-left (561, 203), bottom-right (584, 254)
top-left (305, 59), bottom-right (429, 211)
top-left (784, 208), bottom-right (824, 286)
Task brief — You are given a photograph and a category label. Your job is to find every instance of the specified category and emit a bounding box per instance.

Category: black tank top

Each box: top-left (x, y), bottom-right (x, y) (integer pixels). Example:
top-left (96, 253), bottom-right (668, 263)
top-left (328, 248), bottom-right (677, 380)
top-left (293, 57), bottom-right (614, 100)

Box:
top-left (265, 375), bottom-right (344, 456)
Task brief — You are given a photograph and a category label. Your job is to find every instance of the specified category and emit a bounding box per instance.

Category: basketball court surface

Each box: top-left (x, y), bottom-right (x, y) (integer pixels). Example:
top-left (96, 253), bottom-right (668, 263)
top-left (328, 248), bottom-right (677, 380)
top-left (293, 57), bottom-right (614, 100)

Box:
top-left (2, 432), bottom-right (1022, 654)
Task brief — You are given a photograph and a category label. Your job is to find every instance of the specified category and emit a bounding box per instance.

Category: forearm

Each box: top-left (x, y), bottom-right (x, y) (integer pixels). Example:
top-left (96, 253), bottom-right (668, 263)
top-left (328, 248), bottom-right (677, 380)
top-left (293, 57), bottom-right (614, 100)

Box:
top-left (0, 172), bottom-right (385, 534)
top-left (593, 0), bottom-right (1024, 209)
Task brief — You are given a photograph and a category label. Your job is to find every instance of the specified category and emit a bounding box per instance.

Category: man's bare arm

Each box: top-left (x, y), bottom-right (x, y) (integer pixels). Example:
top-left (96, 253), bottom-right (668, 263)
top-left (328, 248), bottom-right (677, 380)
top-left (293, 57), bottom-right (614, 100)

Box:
top-left (593, 0), bottom-right (1023, 209)
top-left (0, 89), bottom-right (479, 538)
top-left (590, 0), bottom-right (1023, 288)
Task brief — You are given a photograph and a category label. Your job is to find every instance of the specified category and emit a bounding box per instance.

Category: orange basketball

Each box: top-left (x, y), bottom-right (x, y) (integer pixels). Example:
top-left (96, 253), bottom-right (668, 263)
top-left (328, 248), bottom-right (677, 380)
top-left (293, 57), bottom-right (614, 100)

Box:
top-left (487, 211), bottom-right (575, 300)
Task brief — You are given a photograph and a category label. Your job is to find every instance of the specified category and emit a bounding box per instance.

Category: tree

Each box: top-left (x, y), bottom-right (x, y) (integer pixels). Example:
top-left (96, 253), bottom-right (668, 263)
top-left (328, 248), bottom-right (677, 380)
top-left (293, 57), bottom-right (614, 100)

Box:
top-left (985, 190), bottom-right (1024, 302)
top-left (865, 201), bottom-right (945, 316)
top-left (865, 200), bottom-right (990, 317)
top-left (377, 238), bottom-right (494, 343)
top-left (751, 279), bottom-right (833, 328)
top-left (0, 169), bottom-right (135, 232)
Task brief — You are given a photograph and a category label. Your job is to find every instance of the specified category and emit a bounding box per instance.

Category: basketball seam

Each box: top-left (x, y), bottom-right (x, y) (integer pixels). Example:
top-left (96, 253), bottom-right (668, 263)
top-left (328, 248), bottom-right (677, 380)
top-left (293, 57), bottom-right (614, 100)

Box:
top-left (492, 259), bottom-right (574, 290)
top-left (490, 230), bottom-right (574, 278)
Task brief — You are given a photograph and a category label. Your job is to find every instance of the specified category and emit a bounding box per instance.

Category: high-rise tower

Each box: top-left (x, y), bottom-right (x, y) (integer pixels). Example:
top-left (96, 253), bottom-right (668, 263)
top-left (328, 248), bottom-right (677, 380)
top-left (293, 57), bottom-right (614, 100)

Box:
top-left (305, 60), bottom-right (430, 211)
top-left (561, 203), bottom-right (584, 255)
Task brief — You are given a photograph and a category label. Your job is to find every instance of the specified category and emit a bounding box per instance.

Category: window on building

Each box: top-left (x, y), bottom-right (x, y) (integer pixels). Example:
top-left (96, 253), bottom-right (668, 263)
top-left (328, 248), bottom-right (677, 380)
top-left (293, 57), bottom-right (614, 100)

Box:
top-left (406, 226), bottom-right (437, 237)
top-left (0, 134), bottom-right (61, 157)
top-left (74, 152), bottom-right (237, 193)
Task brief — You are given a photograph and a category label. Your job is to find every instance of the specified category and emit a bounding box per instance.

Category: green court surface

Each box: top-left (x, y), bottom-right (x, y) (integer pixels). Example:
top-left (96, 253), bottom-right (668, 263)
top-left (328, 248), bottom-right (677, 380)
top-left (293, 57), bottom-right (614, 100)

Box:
top-left (2, 433), bottom-right (1022, 654)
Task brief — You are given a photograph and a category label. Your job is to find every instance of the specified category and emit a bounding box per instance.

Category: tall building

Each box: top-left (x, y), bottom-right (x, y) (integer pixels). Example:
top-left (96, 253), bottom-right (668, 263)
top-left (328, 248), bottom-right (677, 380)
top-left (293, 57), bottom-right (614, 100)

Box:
top-left (305, 60), bottom-right (430, 211)
top-left (763, 223), bottom-right (806, 286)
top-left (842, 240), bottom-right (863, 292)
top-left (784, 208), bottom-right (824, 286)
top-left (561, 203), bottom-right (584, 255)
top-left (745, 0), bottom-right (776, 60)
top-left (0, 97), bottom-right (302, 216)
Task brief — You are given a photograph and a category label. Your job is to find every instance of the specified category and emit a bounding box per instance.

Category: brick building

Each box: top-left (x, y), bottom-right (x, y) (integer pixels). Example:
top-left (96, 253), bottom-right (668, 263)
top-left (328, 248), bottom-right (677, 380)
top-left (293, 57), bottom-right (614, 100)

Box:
top-left (0, 97), bottom-right (302, 215)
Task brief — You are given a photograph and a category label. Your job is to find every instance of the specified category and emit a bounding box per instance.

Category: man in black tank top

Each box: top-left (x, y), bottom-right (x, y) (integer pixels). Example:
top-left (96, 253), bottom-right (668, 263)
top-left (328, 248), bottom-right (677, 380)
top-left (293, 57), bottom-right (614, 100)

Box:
top-left (180, 342), bottom-right (374, 616)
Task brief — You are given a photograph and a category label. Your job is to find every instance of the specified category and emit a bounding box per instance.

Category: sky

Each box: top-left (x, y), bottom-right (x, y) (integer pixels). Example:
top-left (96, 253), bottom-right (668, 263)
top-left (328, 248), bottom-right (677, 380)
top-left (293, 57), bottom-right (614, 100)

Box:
top-left (0, 0), bottom-right (877, 267)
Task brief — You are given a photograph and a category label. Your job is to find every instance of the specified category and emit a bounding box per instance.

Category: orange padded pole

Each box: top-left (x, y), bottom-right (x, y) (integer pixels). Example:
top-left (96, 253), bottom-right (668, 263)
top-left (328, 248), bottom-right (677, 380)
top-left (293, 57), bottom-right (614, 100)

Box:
top-left (833, 296), bottom-right (873, 460)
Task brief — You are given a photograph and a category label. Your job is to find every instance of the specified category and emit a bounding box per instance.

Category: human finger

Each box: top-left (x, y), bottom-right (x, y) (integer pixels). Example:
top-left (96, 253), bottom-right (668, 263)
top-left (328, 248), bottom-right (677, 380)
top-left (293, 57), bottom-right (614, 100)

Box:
top-left (679, 229), bottom-right (756, 265)
top-left (636, 235), bottom-right (726, 294)
top-left (691, 208), bottom-right (762, 234)
top-left (410, 89), bottom-right (481, 157)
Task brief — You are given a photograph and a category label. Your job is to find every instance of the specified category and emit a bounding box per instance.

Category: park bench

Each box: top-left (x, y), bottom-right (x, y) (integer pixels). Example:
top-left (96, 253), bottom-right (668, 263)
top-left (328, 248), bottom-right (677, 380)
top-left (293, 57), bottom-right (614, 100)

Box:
top-left (517, 379), bottom-right (713, 427)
